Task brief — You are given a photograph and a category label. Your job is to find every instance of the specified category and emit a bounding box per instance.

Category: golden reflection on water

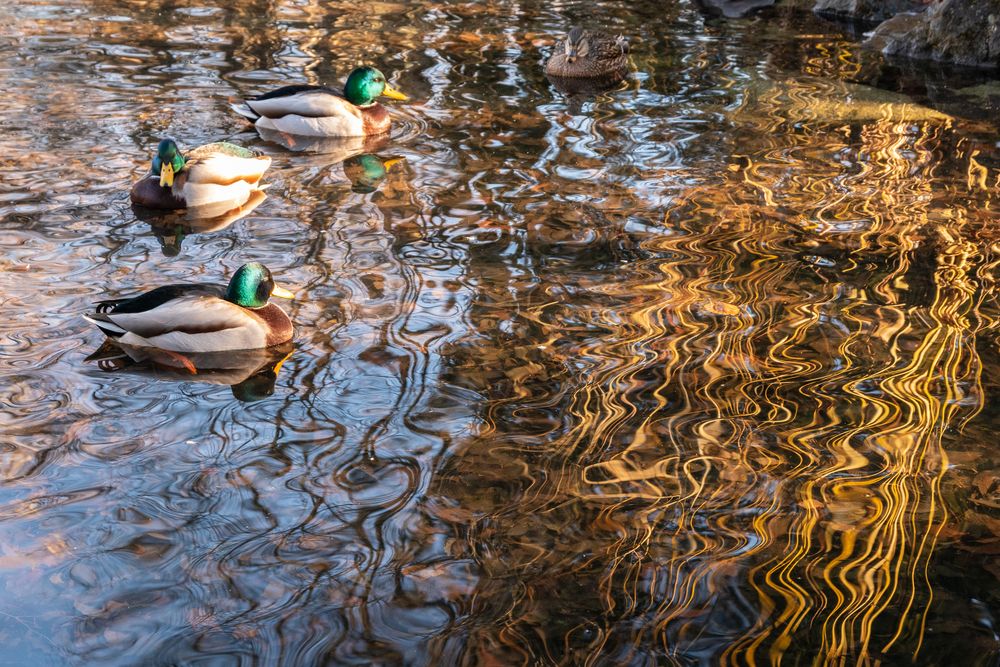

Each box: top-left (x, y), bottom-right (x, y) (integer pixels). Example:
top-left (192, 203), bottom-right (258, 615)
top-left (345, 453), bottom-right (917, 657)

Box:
top-left (433, 104), bottom-right (998, 663)
top-left (0, 0), bottom-right (998, 664)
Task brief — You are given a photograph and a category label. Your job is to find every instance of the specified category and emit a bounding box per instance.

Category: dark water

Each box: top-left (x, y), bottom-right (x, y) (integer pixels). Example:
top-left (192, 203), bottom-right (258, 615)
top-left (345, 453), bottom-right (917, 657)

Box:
top-left (1, 0), bottom-right (999, 664)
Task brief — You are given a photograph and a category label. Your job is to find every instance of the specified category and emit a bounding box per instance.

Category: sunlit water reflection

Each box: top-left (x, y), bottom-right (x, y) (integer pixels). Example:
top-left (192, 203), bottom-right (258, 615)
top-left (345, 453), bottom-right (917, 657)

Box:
top-left (1, 0), bottom-right (998, 664)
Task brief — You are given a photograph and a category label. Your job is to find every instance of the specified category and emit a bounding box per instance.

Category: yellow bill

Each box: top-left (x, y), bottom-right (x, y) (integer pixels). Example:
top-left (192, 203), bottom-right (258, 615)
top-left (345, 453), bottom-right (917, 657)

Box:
top-left (159, 162), bottom-right (175, 188)
top-left (271, 284), bottom-right (294, 299)
top-left (381, 84), bottom-right (408, 101)
top-left (271, 349), bottom-right (293, 377)
top-left (382, 157), bottom-right (405, 171)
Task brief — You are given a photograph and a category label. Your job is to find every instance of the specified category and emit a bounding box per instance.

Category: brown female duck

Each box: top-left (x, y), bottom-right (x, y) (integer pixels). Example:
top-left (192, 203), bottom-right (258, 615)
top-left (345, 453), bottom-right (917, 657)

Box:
top-left (544, 27), bottom-right (629, 80)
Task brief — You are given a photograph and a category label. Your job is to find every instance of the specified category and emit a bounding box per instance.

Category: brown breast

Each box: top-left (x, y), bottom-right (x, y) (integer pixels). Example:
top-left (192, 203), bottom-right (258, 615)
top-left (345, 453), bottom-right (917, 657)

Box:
top-left (361, 103), bottom-right (392, 135)
top-left (254, 303), bottom-right (294, 347)
top-left (129, 175), bottom-right (186, 210)
top-left (544, 53), bottom-right (628, 80)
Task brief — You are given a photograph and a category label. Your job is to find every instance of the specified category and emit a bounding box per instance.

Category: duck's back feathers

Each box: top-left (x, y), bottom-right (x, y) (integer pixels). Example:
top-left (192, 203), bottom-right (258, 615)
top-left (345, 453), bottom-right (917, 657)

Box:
top-left (95, 284), bottom-right (224, 314)
top-left (255, 84), bottom-right (325, 99)
top-left (592, 33), bottom-right (629, 60)
top-left (246, 87), bottom-right (358, 120)
top-left (188, 142), bottom-right (262, 160)
top-left (184, 145), bottom-right (271, 186)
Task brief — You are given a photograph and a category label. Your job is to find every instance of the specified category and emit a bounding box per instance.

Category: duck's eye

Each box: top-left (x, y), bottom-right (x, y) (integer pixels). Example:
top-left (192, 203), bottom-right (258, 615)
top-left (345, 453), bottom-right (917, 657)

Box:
top-left (257, 277), bottom-right (273, 304)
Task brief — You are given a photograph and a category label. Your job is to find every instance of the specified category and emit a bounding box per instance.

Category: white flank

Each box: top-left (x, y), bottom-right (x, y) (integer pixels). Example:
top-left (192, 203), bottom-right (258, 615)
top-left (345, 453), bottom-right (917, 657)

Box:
top-left (181, 181), bottom-right (253, 210)
top-left (105, 295), bottom-right (268, 352)
top-left (118, 328), bottom-right (265, 353)
top-left (256, 113), bottom-right (365, 137)
top-left (188, 153), bottom-right (271, 185)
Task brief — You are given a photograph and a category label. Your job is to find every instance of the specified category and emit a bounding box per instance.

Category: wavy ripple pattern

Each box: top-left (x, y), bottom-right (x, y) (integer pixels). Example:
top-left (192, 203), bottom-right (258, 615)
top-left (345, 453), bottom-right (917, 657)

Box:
top-left (0, 0), bottom-right (998, 665)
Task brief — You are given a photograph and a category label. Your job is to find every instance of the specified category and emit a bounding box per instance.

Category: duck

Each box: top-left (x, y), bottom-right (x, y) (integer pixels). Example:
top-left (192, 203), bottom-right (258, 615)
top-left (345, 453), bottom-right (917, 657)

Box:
top-left (231, 66), bottom-right (408, 137)
top-left (544, 27), bottom-right (629, 81)
top-left (83, 262), bottom-right (294, 353)
top-left (129, 139), bottom-right (271, 214)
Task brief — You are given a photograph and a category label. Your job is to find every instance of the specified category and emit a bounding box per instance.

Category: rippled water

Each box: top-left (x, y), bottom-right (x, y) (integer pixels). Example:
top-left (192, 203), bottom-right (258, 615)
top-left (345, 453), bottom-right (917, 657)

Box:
top-left (1, 0), bottom-right (999, 664)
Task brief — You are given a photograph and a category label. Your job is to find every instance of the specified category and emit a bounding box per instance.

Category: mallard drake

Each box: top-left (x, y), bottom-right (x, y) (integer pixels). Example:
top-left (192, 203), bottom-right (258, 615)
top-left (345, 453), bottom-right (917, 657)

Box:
top-left (129, 139), bottom-right (271, 214)
top-left (544, 27), bottom-right (629, 80)
top-left (231, 66), bottom-right (408, 137)
top-left (83, 262), bottom-right (294, 352)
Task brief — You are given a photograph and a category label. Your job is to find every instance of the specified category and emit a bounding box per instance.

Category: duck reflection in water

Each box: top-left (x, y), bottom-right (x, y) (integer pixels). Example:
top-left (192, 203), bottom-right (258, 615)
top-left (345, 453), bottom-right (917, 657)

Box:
top-left (546, 72), bottom-right (631, 114)
top-left (251, 129), bottom-right (403, 193)
top-left (253, 127), bottom-right (388, 156)
top-left (85, 340), bottom-right (294, 401)
top-left (546, 70), bottom-right (630, 97)
top-left (343, 153), bottom-right (404, 193)
top-left (133, 188), bottom-right (268, 257)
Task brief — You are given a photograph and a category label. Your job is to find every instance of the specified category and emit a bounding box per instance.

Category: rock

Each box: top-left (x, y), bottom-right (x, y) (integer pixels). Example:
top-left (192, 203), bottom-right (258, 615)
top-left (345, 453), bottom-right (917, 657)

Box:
top-left (813, 0), bottom-right (924, 23)
top-left (865, 0), bottom-right (1000, 68)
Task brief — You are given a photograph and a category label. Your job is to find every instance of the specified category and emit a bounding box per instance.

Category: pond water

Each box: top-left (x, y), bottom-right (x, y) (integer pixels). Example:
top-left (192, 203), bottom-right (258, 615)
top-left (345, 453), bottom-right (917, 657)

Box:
top-left (1, 0), bottom-right (999, 664)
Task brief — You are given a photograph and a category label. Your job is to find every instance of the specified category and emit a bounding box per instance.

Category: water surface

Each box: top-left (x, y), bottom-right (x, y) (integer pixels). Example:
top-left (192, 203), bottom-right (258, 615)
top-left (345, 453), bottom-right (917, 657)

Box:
top-left (1, 0), bottom-right (999, 664)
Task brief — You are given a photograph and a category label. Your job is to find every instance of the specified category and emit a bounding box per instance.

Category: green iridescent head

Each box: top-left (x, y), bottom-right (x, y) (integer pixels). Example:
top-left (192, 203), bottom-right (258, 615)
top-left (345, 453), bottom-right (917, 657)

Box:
top-left (225, 262), bottom-right (294, 309)
top-left (152, 138), bottom-right (186, 187)
top-left (343, 66), bottom-right (408, 106)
